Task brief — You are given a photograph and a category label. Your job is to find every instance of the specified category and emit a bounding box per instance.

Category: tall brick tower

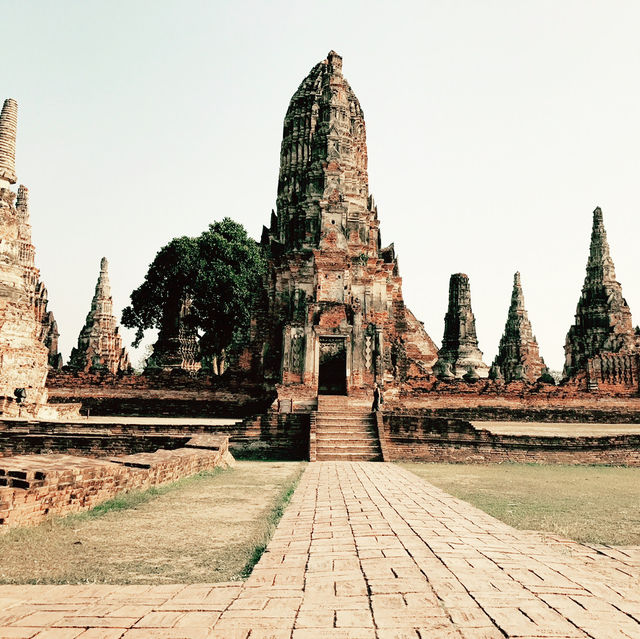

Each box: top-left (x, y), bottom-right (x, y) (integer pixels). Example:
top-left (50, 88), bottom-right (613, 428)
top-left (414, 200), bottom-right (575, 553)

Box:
top-left (564, 207), bottom-right (639, 387)
top-left (256, 52), bottom-right (437, 406)
top-left (0, 98), bottom-right (51, 412)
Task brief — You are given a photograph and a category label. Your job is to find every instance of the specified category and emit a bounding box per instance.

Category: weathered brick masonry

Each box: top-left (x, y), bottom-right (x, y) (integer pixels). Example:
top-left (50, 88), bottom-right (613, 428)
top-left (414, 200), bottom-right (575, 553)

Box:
top-left (0, 435), bottom-right (231, 529)
top-left (46, 370), bottom-right (274, 417)
top-left (381, 414), bottom-right (640, 465)
top-left (0, 412), bottom-right (309, 460)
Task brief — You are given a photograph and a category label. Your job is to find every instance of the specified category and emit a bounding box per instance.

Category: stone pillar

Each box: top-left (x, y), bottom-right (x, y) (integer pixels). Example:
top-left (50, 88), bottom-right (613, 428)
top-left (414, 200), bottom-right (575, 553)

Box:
top-left (0, 98), bottom-right (18, 188)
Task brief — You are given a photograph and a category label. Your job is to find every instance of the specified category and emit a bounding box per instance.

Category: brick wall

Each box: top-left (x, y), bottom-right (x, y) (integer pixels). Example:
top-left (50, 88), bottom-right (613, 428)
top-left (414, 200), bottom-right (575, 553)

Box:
top-left (0, 437), bottom-right (231, 529)
top-left (381, 414), bottom-right (640, 465)
top-left (46, 370), bottom-right (274, 417)
top-left (0, 413), bottom-right (310, 461)
top-left (234, 412), bottom-right (310, 459)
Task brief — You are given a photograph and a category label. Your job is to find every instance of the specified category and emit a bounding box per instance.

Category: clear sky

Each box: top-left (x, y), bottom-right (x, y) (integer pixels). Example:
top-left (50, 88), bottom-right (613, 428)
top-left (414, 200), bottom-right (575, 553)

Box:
top-left (4, 0), bottom-right (640, 371)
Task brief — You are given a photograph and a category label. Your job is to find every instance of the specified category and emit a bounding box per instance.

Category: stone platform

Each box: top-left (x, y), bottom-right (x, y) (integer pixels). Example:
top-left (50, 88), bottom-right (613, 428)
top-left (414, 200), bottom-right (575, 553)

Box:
top-left (0, 462), bottom-right (638, 637)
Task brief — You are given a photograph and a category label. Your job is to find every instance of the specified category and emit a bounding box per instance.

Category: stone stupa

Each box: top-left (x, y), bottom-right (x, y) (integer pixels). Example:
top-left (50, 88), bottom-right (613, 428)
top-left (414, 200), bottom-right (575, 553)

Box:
top-left (69, 257), bottom-right (132, 375)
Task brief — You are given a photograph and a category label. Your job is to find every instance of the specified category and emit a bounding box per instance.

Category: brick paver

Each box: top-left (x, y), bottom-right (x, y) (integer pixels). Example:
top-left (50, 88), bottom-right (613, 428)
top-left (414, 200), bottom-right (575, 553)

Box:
top-left (0, 462), bottom-right (638, 638)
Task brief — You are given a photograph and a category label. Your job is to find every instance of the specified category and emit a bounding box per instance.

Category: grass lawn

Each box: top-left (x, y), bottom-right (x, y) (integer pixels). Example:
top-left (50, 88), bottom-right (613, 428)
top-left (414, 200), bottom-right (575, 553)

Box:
top-left (0, 460), bottom-right (305, 584)
top-left (399, 462), bottom-right (640, 546)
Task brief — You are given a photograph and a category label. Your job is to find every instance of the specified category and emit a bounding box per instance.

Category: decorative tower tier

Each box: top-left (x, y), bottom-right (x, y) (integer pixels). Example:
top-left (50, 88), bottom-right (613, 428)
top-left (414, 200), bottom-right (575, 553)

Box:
top-left (255, 52), bottom-right (437, 404)
top-left (492, 272), bottom-right (546, 382)
top-left (564, 207), bottom-right (639, 387)
top-left (435, 273), bottom-right (489, 379)
top-left (69, 257), bottom-right (131, 375)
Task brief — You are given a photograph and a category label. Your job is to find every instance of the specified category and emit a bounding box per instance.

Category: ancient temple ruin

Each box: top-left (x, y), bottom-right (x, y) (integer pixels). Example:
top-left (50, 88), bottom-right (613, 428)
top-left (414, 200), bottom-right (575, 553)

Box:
top-left (435, 273), bottom-right (489, 379)
top-left (254, 51), bottom-right (437, 404)
top-left (15, 185), bottom-right (62, 369)
top-left (492, 272), bottom-right (547, 383)
top-left (564, 207), bottom-right (639, 389)
top-left (69, 257), bottom-right (131, 375)
top-left (0, 98), bottom-right (61, 414)
top-left (147, 295), bottom-right (200, 373)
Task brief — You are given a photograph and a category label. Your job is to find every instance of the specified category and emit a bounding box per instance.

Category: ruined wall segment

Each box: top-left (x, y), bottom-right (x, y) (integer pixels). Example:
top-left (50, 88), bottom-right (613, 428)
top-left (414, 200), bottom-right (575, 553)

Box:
top-left (69, 258), bottom-right (131, 375)
top-left (435, 273), bottom-right (489, 379)
top-left (255, 52), bottom-right (437, 403)
top-left (492, 272), bottom-right (547, 383)
top-left (564, 207), bottom-right (639, 389)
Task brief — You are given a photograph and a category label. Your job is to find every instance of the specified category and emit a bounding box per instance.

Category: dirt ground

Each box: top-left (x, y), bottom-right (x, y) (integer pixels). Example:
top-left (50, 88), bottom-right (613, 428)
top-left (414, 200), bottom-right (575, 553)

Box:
top-left (400, 462), bottom-right (640, 545)
top-left (0, 461), bottom-right (305, 584)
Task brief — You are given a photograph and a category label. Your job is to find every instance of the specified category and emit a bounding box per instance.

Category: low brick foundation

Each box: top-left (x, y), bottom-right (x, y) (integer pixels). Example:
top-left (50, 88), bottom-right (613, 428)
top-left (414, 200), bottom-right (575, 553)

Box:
top-left (0, 435), bottom-right (232, 529)
top-left (0, 413), bottom-right (309, 461)
top-left (46, 370), bottom-right (275, 417)
top-left (381, 414), bottom-right (640, 465)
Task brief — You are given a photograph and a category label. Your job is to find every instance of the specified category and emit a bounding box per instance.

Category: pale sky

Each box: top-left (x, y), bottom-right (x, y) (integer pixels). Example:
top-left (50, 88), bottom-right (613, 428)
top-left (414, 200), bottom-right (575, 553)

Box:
top-left (4, 0), bottom-right (640, 371)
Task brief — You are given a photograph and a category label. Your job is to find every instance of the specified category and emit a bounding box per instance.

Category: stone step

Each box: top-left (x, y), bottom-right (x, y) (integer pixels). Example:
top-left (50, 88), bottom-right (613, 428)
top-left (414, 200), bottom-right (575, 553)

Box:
top-left (315, 423), bottom-right (375, 431)
top-left (311, 404), bottom-right (382, 462)
top-left (315, 431), bottom-right (377, 439)
top-left (317, 446), bottom-right (380, 455)
top-left (315, 452), bottom-right (382, 461)
top-left (316, 431), bottom-right (377, 442)
top-left (316, 415), bottom-right (373, 420)
top-left (316, 396), bottom-right (372, 412)
top-left (316, 436), bottom-right (379, 445)
top-left (316, 417), bottom-right (375, 427)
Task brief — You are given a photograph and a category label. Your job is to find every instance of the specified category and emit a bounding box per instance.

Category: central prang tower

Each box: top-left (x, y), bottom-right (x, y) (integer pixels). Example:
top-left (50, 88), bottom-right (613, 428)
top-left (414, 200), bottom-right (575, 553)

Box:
top-left (256, 52), bottom-right (437, 407)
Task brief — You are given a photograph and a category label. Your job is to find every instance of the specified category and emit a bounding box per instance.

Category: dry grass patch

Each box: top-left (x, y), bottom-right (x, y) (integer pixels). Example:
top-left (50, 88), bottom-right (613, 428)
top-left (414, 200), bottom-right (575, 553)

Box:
top-left (0, 460), bottom-right (305, 584)
top-left (400, 462), bottom-right (640, 546)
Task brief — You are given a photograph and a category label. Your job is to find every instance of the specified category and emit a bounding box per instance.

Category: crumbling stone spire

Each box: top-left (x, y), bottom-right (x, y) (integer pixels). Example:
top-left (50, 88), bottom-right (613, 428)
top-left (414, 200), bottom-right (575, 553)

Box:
top-left (0, 99), bottom-right (18, 186)
top-left (492, 272), bottom-right (547, 382)
top-left (69, 257), bottom-right (131, 374)
top-left (564, 207), bottom-right (637, 378)
top-left (274, 50), bottom-right (371, 251)
top-left (148, 294), bottom-right (201, 373)
top-left (435, 273), bottom-right (489, 379)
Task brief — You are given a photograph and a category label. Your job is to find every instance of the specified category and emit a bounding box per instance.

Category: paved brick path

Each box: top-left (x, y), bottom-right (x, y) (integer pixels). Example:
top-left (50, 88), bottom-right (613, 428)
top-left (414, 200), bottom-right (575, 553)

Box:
top-left (0, 462), bottom-right (638, 638)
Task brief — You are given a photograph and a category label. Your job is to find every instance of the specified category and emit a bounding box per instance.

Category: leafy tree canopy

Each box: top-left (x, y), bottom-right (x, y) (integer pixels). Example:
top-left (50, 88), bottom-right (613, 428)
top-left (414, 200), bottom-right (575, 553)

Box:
top-left (122, 218), bottom-right (266, 361)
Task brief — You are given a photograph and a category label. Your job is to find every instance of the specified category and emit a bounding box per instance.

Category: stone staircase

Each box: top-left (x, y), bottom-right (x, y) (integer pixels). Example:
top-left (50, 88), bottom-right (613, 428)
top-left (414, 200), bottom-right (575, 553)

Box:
top-left (313, 396), bottom-right (382, 462)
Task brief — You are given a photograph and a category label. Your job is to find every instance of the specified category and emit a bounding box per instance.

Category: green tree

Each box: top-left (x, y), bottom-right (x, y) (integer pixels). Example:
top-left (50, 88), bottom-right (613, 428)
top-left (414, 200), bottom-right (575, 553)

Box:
top-left (122, 218), bottom-right (266, 371)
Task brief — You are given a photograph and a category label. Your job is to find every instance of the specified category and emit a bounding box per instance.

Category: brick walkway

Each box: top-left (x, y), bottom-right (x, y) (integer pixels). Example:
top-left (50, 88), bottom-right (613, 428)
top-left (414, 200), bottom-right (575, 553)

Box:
top-left (0, 462), bottom-right (638, 638)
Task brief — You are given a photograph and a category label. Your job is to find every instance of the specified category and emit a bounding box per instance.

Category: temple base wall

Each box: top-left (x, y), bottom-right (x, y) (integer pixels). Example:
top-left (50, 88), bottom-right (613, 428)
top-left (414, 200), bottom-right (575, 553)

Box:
top-left (381, 414), bottom-right (640, 465)
top-left (46, 371), bottom-right (274, 417)
top-left (0, 413), bottom-right (309, 461)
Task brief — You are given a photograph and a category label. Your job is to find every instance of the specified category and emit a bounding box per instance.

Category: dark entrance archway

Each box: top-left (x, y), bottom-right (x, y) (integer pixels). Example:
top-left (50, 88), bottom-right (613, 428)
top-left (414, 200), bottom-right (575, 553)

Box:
top-left (318, 336), bottom-right (347, 395)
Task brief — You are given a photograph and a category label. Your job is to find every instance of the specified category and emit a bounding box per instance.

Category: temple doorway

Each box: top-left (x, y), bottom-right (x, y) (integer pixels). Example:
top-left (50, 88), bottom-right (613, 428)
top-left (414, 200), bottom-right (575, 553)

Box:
top-left (318, 336), bottom-right (347, 395)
